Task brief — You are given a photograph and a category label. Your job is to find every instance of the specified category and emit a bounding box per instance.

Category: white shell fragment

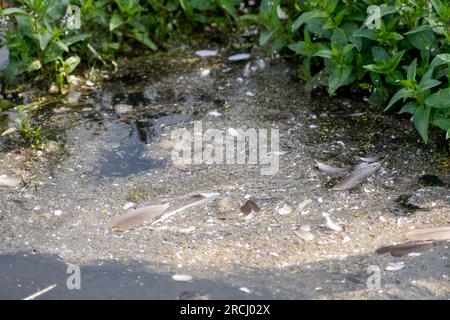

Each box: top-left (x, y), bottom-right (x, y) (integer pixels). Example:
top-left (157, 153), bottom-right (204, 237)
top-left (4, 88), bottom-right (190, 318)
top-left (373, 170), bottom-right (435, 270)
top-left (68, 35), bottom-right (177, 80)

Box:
top-left (325, 215), bottom-right (344, 232)
top-left (172, 274), bottom-right (193, 282)
top-left (228, 53), bottom-right (251, 62)
top-left (277, 204), bottom-right (292, 215)
top-left (195, 50), bottom-right (218, 58)
top-left (385, 261), bottom-right (405, 271)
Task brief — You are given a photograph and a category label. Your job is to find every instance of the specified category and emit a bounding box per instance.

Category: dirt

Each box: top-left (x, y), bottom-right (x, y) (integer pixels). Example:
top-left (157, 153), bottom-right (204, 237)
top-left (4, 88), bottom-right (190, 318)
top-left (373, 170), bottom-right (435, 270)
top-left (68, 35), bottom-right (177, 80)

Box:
top-left (0, 47), bottom-right (449, 299)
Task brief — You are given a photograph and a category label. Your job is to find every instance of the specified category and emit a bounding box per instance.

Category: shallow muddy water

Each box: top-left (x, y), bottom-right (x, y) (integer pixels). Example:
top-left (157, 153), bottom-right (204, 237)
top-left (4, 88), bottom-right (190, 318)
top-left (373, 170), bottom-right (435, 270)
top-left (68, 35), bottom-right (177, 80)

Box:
top-left (0, 48), bottom-right (449, 299)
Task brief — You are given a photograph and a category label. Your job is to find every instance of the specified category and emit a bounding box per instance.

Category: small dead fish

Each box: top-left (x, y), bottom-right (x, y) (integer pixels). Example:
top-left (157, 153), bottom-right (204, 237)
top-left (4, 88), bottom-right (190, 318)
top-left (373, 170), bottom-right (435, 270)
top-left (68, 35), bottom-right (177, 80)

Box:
top-left (315, 160), bottom-right (348, 177)
top-left (179, 292), bottom-right (209, 300)
top-left (295, 229), bottom-right (314, 241)
top-left (0, 174), bottom-right (24, 188)
top-left (228, 53), bottom-right (251, 62)
top-left (375, 240), bottom-right (434, 257)
top-left (195, 50), bottom-right (218, 58)
top-left (240, 200), bottom-right (260, 215)
top-left (151, 192), bottom-right (220, 225)
top-left (332, 162), bottom-right (381, 191)
top-left (357, 153), bottom-right (382, 163)
top-left (325, 215), bottom-right (344, 232)
top-left (112, 203), bottom-right (170, 231)
top-left (385, 261), bottom-right (405, 271)
top-left (406, 226), bottom-right (450, 241)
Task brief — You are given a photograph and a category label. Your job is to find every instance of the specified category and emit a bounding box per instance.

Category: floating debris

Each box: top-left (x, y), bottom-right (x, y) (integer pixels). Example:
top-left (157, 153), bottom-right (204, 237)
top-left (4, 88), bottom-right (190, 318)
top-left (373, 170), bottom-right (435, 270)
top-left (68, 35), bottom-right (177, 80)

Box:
top-left (406, 226), bottom-right (450, 241)
top-left (200, 69), bottom-right (210, 77)
top-left (240, 200), bottom-right (260, 215)
top-left (172, 274), bottom-right (193, 282)
top-left (195, 50), bottom-right (218, 58)
top-left (324, 215), bottom-right (344, 232)
top-left (385, 261), bottom-right (405, 271)
top-left (23, 284), bottom-right (57, 300)
top-left (0, 174), bottom-right (24, 188)
top-left (298, 199), bottom-right (312, 213)
top-left (112, 203), bottom-right (170, 231)
top-left (375, 240), bottom-right (434, 257)
top-left (208, 110), bottom-right (221, 117)
top-left (228, 53), bottom-right (251, 62)
top-left (277, 204), bottom-right (292, 215)
top-left (332, 162), bottom-right (381, 191)
top-left (239, 287), bottom-right (251, 294)
top-left (277, 5), bottom-right (289, 20)
top-left (315, 160), bottom-right (348, 177)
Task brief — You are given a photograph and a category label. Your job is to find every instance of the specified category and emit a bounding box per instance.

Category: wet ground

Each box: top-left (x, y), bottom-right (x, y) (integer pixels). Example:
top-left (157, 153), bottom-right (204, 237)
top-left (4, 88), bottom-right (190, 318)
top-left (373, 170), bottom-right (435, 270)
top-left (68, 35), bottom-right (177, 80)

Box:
top-left (0, 47), bottom-right (449, 299)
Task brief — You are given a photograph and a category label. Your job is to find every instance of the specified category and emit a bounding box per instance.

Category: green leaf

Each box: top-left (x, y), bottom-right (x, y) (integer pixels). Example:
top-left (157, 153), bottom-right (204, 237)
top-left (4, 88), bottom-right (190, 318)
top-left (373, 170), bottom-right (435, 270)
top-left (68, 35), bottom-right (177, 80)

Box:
top-left (259, 30), bottom-right (274, 46)
top-left (64, 56), bottom-right (80, 74)
top-left (399, 103), bottom-right (417, 114)
top-left (419, 79), bottom-right (441, 91)
top-left (131, 30), bottom-right (157, 51)
top-left (35, 31), bottom-right (53, 51)
top-left (63, 33), bottom-right (92, 46)
top-left (2, 127), bottom-right (17, 136)
top-left (27, 60), bottom-right (42, 72)
top-left (1, 8), bottom-right (30, 16)
top-left (328, 65), bottom-right (352, 95)
top-left (425, 88), bottom-right (450, 108)
top-left (109, 14), bottom-right (124, 32)
top-left (430, 54), bottom-right (450, 68)
top-left (54, 39), bottom-right (69, 52)
top-left (432, 118), bottom-right (450, 131)
top-left (353, 29), bottom-right (377, 41)
top-left (413, 105), bottom-right (431, 143)
top-left (331, 28), bottom-right (347, 49)
top-left (385, 88), bottom-right (410, 111)
top-left (406, 59), bottom-right (417, 81)
top-left (314, 49), bottom-right (332, 59)
top-left (292, 10), bottom-right (328, 32)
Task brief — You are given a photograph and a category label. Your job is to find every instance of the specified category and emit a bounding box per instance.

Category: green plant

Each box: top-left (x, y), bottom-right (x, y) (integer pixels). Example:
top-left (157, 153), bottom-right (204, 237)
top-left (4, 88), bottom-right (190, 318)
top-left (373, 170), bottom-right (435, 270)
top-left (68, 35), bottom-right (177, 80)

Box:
top-left (243, 0), bottom-right (449, 143)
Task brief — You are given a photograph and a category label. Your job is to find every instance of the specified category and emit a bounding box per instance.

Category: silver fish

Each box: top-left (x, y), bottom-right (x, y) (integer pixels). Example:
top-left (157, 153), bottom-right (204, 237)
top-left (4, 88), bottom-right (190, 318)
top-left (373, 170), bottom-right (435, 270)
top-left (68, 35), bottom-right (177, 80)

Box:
top-left (332, 161), bottom-right (381, 190)
top-left (315, 160), bottom-right (348, 177)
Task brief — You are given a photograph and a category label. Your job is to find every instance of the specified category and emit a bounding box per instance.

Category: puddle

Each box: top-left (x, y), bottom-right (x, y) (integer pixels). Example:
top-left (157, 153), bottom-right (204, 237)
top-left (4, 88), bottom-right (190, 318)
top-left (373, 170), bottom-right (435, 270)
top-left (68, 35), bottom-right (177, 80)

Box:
top-left (0, 253), bottom-right (271, 300)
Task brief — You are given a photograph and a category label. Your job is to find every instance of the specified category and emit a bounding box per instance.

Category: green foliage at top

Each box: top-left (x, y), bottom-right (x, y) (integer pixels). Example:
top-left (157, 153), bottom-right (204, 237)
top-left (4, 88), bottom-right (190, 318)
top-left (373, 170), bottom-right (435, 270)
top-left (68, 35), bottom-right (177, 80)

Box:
top-left (0, 0), bottom-right (449, 143)
top-left (244, 0), bottom-right (449, 143)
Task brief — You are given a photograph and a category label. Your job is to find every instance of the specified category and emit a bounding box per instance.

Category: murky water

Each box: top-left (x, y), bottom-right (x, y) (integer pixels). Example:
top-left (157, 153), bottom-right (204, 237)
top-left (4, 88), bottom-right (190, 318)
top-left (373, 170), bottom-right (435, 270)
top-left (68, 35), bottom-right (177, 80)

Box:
top-left (0, 253), bottom-right (273, 300)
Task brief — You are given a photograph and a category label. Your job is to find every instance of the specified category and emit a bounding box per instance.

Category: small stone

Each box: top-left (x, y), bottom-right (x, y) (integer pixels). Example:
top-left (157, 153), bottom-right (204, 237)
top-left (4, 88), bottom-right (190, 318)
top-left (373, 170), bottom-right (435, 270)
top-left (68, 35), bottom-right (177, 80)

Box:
top-left (218, 197), bottom-right (234, 214)
top-left (172, 274), bottom-right (193, 282)
top-left (277, 204), bottom-right (292, 215)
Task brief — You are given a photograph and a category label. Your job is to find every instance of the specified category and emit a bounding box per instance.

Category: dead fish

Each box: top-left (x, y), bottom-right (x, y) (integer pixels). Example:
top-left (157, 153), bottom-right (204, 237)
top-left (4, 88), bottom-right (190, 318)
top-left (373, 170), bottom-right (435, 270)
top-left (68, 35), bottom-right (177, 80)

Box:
top-left (179, 292), bottom-right (209, 300)
top-left (295, 229), bottom-right (314, 241)
top-left (325, 215), bottom-right (344, 232)
top-left (375, 240), bottom-right (434, 257)
top-left (314, 160), bottom-right (348, 177)
top-left (112, 203), bottom-right (170, 231)
top-left (151, 192), bottom-right (220, 225)
top-left (240, 200), bottom-right (260, 215)
top-left (332, 161), bottom-right (381, 191)
top-left (357, 153), bottom-right (382, 163)
top-left (228, 53), bottom-right (251, 62)
top-left (0, 174), bottom-right (24, 188)
top-left (195, 50), bottom-right (218, 58)
top-left (406, 226), bottom-right (450, 241)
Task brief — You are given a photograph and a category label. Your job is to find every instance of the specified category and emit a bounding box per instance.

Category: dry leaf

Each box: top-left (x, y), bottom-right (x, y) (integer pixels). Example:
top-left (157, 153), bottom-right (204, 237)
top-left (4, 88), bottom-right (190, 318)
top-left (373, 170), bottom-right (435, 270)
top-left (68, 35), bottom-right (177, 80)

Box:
top-left (332, 162), bottom-right (381, 190)
top-left (405, 226), bottom-right (450, 241)
top-left (0, 174), bottom-right (24, 188)
top-left (111, 203), bottom-right (170, 231)
top-left (375, 240), bottom-right (434, 257)
top-left (240, 200), bottom-right (260, 215)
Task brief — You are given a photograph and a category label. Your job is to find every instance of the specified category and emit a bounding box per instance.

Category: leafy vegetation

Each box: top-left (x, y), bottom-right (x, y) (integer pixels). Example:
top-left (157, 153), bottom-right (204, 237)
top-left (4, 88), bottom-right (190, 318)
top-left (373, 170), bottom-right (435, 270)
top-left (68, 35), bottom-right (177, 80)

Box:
top-left (0, 0), bottom-right (449, 144)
